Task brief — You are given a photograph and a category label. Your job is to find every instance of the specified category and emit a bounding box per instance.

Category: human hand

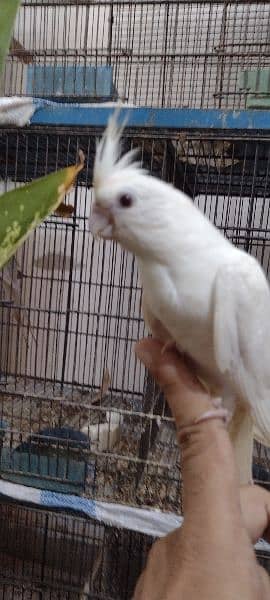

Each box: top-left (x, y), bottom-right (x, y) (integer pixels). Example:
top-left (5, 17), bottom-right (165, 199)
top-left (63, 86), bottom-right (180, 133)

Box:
top-left (134, 338), bottom-right (270, 600)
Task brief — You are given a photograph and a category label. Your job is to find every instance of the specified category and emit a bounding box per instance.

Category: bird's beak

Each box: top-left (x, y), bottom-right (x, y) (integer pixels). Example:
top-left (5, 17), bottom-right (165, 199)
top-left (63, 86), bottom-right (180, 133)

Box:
top-left (89, 204), bottom-right (114, 239)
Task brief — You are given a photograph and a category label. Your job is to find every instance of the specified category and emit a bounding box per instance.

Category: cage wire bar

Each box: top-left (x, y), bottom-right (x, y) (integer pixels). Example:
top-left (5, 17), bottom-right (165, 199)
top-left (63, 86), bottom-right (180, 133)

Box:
top-left (1, 0), bottom-right (270, 599)
top-left (2, 0), bottom-right (270, 108)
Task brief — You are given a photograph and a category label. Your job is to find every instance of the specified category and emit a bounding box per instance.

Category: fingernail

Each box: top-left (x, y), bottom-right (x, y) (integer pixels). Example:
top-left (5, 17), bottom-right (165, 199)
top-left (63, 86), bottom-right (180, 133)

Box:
top-left (135, 344), bottom-right (153, 368)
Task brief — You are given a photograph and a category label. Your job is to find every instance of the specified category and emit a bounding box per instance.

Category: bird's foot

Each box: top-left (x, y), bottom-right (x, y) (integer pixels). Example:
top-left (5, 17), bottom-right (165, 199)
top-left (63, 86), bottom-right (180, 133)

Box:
top-left (212, 399), bottom-right (232, 425)
top-left (197, 386), bottom-right (232, 424)
top-left (194, 407), bottom-right (231, 426)
top-left (178, 406), bottom-right (232, 443)
top-left (212, 397), bottom-right (222, 409)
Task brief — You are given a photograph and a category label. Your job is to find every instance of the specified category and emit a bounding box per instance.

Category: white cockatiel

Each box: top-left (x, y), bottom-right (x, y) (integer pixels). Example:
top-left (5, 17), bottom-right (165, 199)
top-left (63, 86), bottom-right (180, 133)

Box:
top-left (90, 114), bottom-right (270, 484)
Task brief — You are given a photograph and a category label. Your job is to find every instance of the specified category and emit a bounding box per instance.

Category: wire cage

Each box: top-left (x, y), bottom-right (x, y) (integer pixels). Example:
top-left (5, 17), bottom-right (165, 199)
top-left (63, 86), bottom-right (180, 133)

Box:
top-left (0, 500), bottom-right (152, 599)
top-left (1, 0), bottom-right (270, 598)
top-left (1, 129), bottom-right (270, 593)
top-left (0, 502), bottom-right (269, 600)
top-left (2, 0), bottom-right (270, 108)
top-left (0, 500), bottom-right (268, 599)
top-left (0, 126), bottom-right (270, 599)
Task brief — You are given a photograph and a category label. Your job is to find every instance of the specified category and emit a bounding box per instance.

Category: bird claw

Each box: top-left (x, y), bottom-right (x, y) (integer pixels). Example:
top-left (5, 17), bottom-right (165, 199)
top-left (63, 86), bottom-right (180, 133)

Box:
top-left (212, 397), bottom-right (222, 409)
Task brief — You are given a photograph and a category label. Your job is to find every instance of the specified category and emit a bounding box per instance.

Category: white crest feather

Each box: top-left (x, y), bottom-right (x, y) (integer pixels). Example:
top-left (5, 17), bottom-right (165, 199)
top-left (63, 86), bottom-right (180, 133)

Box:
top-left (93, 109), bottom-right (144, 188)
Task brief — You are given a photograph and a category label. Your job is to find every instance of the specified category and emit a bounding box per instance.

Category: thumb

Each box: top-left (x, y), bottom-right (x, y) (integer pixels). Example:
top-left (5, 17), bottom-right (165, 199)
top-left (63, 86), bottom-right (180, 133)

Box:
top-left (135, 338), bottom-right (242, 545)
top-left (136, 340), bottom-right (270, 549)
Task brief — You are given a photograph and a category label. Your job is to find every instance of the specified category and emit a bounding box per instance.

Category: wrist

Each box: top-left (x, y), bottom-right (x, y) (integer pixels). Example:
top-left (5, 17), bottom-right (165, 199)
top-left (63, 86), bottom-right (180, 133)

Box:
top-left (180, 420), bottom-right (238, 508)
top-left (181, 418), bottom-right (234, 469)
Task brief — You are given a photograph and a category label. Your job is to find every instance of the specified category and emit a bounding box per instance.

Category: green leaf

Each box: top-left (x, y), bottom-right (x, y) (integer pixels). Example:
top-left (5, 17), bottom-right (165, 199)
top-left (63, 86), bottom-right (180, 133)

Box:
top-left (0, 159), bottom-right (84, 269)
top-left (0, 1), bottom-right (21, 79)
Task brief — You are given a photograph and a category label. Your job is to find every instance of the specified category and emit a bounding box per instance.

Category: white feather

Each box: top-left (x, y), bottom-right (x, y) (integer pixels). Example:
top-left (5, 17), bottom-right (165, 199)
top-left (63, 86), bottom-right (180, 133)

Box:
top-left (92, 117), bottom-right (270, 483)
top-left (93, 110), bottom-right (145, 189)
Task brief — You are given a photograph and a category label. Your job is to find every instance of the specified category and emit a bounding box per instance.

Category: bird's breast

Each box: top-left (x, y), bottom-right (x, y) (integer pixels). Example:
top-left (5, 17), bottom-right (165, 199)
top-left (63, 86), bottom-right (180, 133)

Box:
top-left (140, 260), bottom-right (221, 384)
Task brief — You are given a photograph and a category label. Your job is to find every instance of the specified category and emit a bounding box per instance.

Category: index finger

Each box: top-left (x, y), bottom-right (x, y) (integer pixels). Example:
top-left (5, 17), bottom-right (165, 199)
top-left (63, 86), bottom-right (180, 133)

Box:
top-left (135, 338), bottom-right (213, 428)
top-left (135, 338), bottom-right (252, 554)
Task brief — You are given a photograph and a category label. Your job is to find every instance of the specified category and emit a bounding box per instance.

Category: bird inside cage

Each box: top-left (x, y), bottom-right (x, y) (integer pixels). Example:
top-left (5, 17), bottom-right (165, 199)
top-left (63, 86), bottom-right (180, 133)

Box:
top-left (90, 114), bottom-right (270, 486)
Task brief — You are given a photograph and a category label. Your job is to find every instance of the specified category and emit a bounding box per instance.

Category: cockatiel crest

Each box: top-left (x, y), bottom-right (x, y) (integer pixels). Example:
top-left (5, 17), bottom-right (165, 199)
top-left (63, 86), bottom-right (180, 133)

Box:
top-left (91, 112), bottom-right (191, 256)
top-left (93, 114), bottom-right (141, 189)
top-left (90, 111), bottom-right (270, 485)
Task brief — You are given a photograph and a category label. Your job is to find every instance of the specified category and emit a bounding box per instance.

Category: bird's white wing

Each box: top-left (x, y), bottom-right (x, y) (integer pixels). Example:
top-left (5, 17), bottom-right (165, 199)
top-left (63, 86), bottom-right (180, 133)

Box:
top-left (142, 292), bottom-right (172, 343)
top-left (213, 259), bottom-right (270, 446)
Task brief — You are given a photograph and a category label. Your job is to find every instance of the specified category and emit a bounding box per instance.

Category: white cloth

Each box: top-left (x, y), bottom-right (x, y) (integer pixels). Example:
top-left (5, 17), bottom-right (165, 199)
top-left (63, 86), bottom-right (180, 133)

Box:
top-left (0, 479), bottom-right (269, 551)
top-left (0, 96), bottom-right (35, 126)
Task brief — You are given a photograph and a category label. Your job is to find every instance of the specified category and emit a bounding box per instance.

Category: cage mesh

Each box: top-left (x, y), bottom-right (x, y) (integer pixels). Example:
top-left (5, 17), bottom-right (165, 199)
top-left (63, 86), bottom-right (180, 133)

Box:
top-left (1, 126), bottom-right (270, 596)
top-left (0, 127), bottom-right (270, 506)
top-left (0, 501), bottom-right (151, 599)
top-left (0, 500), bottom-right (269, 599)
top-left (1, 1), bottom-right (270, 597)
top-left (2, 1), bottom-right (270, 108)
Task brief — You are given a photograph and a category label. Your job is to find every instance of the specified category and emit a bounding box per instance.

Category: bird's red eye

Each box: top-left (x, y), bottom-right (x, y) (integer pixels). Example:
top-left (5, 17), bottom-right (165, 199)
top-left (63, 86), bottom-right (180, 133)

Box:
top-left (119, 194), bottom-right (133, 208)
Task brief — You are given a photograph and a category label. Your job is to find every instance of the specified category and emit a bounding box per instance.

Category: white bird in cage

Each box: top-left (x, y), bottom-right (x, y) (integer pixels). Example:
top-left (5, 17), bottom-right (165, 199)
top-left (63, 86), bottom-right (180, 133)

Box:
top-left (90, 113), bottom-right (270, 485)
